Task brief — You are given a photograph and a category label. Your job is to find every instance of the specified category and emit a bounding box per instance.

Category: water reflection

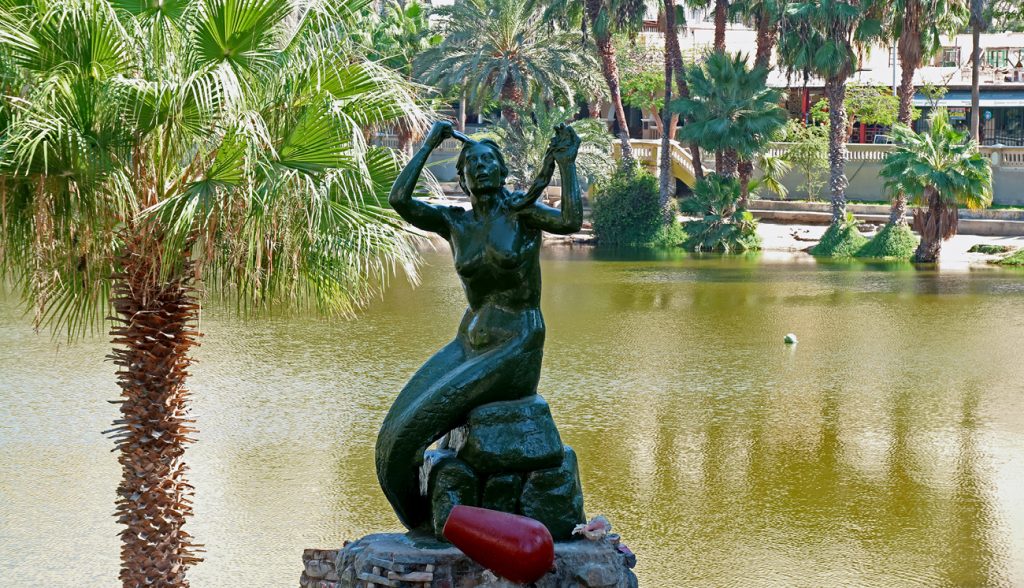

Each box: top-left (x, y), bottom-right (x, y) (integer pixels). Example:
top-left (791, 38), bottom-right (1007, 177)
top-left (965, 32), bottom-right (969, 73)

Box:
top-left (2, 250), bottom-right (1024, 586)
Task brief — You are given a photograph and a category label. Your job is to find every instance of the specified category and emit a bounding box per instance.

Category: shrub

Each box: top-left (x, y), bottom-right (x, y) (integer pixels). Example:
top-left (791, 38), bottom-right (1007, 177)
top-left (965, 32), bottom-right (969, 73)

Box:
top-left (810, 214), bottom-right (869, 257)
top-left (856, 223), bottom-right (918, 259)
top-left (680, 174), bottom-right (761, 252)
top-left (592, 169), bottom-right (684, 246)
top-left (968, 244), bottom-right (1014, 254)
top-left (995, 249), bottom-right (1024, 266)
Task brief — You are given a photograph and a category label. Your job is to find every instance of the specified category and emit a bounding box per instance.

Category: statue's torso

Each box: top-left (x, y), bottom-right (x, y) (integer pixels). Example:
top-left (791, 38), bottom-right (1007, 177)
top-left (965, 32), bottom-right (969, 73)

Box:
top-left (444, 205), bottom-right (543, 350)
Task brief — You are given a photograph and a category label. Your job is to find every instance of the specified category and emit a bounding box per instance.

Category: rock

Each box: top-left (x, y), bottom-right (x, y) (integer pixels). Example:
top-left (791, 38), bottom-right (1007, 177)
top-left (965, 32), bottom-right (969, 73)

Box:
top-left (429, 457), bottom-right (479, 537)
top-left (576, 562), bottom-right (619, 587)
top-left (520, 446), bottom-right (586, 540)
top-left (326, 533), bottom-right (637, 588)
top-left (459, 395), bottom-right (564, 474)
top-left (482, 473), bottom-right (522, 513)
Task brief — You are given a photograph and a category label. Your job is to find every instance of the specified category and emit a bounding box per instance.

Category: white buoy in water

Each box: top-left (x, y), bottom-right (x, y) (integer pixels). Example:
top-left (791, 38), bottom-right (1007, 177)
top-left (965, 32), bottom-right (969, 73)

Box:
top-left (784, 333), bottom-right (798, 344)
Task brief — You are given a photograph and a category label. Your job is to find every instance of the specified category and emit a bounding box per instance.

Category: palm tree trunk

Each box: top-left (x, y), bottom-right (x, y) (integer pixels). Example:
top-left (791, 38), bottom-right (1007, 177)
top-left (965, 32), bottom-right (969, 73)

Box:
top-left (664, 10), bottom-right (704, 180)
top-left (912, 185), bottom-right (952, 262)
top-left (824, 76), bottom-right (850, 225)
top-left (659, 0), bottom-right (677, 219)
top-left (500, 79), bottom-right (522, 128)
top-left (754, 13), bottom-right (778, 69)
top-left (457, 94), bottom-right (467, 133)
top-left (970, 0), bottom-right (982, 140)
top-left (720, 148), bottom-right (739, 179)
top-left (109, 229), bottom-right (201, 588)
top-left (592, 27), bottom-right (635, 171)
top-left (397, 121), bottom-right (415, 159)
top-left (738, 160), bottom-right (753, 208)
top-left (714, 0), bottom-right (728, 53)
top-left (890, 0), bottom-right (920, 225)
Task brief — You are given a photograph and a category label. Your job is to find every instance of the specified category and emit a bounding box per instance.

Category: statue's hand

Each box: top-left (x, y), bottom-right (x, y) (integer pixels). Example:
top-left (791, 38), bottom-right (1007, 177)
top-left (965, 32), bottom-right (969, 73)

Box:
top-left (549, 123), bottom-right (580, 164)
top-left (425, 121), bottom-right (454, 150)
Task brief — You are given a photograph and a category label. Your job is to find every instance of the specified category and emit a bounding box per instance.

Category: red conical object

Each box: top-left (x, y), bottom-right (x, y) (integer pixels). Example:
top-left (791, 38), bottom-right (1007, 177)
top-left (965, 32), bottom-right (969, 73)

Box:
top-left (443, 505), bottom-right (555, 584)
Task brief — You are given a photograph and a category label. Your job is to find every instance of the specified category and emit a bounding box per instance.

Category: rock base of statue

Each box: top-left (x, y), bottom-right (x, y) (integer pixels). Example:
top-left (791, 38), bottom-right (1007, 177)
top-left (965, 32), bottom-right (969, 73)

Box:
top-left (301, 532), bottom-right (638, 588)
top-left (425, 394), bottom-right (585, 541)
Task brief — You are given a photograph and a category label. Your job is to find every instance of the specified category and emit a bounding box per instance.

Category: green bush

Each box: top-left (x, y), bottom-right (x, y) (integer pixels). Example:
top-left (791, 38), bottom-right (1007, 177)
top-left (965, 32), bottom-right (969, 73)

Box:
top-left (995, 249), bottom-right (1024, 266)
top-left (810, 214), bottom-right (869, 257)
top-left (680, 174), bottom-right (761, 252)
top-left (591, 169), bottom-right (684, 246)
top-left (856, 223), bottom-right (918, 259)
top-left (968, 243), bottom-right (1014, 254)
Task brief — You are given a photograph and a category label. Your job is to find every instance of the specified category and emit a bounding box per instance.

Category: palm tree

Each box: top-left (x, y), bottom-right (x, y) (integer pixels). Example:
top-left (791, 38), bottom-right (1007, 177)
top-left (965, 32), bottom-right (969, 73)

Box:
top-left (419, 0), bottom-right (596, 130)
top-left (666, 2), bottom-right (705, 180)
top-left (880, 109), bottom-right (992, 263)
top-left (731, 0), bottom-right (786, 68)
top-left (660, 0), bottom-right (680, 212)
top-left (0, 0), bottom-right (424, 585)
top-left (715, 0), bottom-right (730, 51)
top-left (969, 0), bottom-right (983, 139)
top-left (673, 52), bottom-right (787, 206)
top-left (886, 0), bottom-right (968, 224)
top-left (363, 0), bottom-right (442, 155)
top-left (543, 0), bottom-right (645, 170)
top-left (779, 0), bottom-right (884, 226)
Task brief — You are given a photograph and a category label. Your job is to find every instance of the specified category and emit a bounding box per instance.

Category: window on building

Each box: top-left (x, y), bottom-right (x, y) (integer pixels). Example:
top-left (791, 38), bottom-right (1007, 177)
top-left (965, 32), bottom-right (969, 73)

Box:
top-left (939, 47), bottom-right (960, 67)
top-left (986, 48), bottom-right (1009, 68)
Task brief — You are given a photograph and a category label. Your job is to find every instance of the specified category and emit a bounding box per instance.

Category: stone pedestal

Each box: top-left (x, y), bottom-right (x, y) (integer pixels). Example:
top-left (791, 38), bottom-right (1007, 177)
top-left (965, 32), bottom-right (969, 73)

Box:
top-left (300, 533), bottom-right (638, 588)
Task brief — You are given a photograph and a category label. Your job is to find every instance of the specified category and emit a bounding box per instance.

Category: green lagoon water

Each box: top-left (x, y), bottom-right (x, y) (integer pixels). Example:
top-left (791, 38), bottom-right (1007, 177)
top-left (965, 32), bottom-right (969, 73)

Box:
top-left (3, 248), bottom-right (1024, 586)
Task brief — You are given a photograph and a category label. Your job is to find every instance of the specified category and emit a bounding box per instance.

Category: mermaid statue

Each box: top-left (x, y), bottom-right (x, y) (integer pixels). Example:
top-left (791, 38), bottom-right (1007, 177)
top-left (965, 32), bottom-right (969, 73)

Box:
top-left (376, 120), bottom-right (587, 540)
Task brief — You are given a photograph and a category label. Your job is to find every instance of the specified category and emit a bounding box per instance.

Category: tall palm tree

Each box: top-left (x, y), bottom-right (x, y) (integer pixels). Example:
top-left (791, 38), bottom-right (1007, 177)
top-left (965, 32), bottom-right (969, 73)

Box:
top-left (544, 0), bottom-right (645, 170)
top-left (885, 0), bottom-right (968, 224)
top-left (0, 0), bottom-right (424, 585)
top-left (660, 0), bottom-right (680, 212)
top-left (666, 2), bottom-right (705, 180)
top-left (715, 0), bottom-right (730, 51)
top-left (969, 0), bottom-right (983, 139)
top-left (880, 109), bottom-right (992, 262)
top-left (731, 0), bottom-right (786, 67)
top-left (419, 0), bottom-right (596, 130)
top-left (779, 0), bottom-right (884, 225)
top-left (674, 52), bottom-right (787, 206)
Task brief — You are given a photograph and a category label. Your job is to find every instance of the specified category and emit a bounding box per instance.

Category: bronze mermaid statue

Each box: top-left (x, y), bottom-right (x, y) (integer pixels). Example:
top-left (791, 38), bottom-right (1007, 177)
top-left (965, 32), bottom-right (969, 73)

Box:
top-left (376, 120), bottom-right (584, 536)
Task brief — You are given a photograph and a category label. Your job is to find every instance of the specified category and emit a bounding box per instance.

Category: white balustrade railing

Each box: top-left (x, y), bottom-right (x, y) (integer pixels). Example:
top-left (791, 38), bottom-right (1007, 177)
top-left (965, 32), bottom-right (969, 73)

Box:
top-left (376, 133), bottom-right (1024, 171)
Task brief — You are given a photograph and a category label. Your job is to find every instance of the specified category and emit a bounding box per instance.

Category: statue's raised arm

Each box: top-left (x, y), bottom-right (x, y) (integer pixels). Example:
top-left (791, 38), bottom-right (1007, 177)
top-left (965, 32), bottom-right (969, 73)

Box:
top-left (514, 123), bottom-right (583, 235)
top-left (388, 121), bottom-right (455, 237)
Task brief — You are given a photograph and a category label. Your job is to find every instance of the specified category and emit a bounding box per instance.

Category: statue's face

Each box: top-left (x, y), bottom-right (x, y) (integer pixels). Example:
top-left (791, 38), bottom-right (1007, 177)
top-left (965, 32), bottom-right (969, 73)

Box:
top-left (462, 144), bottom-right (503, 194)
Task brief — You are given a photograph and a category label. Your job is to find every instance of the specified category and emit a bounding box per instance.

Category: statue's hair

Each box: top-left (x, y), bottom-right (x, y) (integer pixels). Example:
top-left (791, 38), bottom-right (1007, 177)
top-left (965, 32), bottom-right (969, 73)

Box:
top-left (455, 139), bottom-right (509, 196)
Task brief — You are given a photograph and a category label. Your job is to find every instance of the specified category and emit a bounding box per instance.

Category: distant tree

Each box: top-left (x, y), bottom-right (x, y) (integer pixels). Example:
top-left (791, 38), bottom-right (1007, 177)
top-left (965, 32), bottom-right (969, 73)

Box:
top-left (886, 0), bottom-right (968, 224)
top-left (810, 84), bottom-right (919, 137)
top-left (782, 121), bottom-right (829, 200)
top-left (880, 109), bottom-right (992, 262)
top-left (779, 0), bottom-right (885, 229)
top-left (674, 52), bottom-right (787, 206)
top-left (364, 0), bottom-right (442, 155)
top-left (546, 0), bottom-right (647, 170)
top-left (985, 0), bottom-right (1024, 32)
top-left (419, 0), bottom-right (596, 130)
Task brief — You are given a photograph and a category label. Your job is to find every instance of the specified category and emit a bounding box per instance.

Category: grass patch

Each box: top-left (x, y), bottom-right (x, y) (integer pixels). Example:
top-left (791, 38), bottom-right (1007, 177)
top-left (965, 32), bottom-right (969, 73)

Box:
top-left (968, 243), bottom-right (1015, 254)
top-left (995, 249), bottom-right (1024, 266)
top-left (810, 219), bottom-right (869, 257)
top-left (855, 223), bottom-right (918, 260)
